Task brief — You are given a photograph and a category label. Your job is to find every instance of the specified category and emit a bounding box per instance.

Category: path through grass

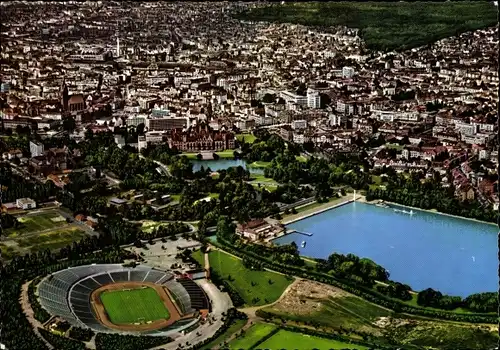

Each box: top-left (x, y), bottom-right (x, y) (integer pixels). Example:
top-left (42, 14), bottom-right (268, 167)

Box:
top-left (200, 250), bottom-right (293, 306)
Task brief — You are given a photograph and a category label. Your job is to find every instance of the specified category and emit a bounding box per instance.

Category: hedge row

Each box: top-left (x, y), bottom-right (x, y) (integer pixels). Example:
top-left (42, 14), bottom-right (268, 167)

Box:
top-left (213, 238), bottom-right (497, 324)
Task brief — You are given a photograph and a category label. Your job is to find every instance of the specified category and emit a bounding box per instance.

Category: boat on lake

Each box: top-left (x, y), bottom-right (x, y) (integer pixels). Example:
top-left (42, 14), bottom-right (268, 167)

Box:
top-left (394, 208), bottom-right (414, 215)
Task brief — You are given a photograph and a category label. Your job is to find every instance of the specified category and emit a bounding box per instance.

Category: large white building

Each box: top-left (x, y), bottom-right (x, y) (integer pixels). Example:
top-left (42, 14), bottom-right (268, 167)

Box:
top-left (280, 91), bottom-right (307, 106)
top-left (29, 141), bottom-right (44, 158)
top-left (342, 66), bottom-right (355, 79)
top-left (306, 88), bottom-right (321, 109)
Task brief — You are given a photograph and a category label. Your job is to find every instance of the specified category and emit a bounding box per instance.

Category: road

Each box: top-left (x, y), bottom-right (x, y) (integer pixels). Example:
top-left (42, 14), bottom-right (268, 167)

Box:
top-left (19, 280), bottom-right (55, 350)
top-left (152, 279), bottom-right (233, 350)
top-left (139, 154), bottom-right (171, 177)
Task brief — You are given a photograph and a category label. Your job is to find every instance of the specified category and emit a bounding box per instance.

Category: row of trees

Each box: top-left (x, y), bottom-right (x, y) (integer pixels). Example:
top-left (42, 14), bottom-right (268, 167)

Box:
top-left (94, 333), bottom-right (172, 350)
top-left (68, 327), bottom-right (95, 342)
top-left (366, 178), bottom-right (497, 223)
top-left (316, 253), bottom-right (390, 287)
top-left (417, 289), bottom-right (498, 313)
top-left (375, 282), bottom-right (412, 301)
top-left (0, 165), bottom-right (59, 203)
top-left (28, 278), bottom-right (51, 323)
top-left (38, 329), bottom-right (86, 350)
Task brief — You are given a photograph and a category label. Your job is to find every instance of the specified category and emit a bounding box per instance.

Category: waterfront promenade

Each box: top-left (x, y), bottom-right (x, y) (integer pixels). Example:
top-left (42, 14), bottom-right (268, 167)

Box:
top-left (280, 193), bottom-right (362, 225)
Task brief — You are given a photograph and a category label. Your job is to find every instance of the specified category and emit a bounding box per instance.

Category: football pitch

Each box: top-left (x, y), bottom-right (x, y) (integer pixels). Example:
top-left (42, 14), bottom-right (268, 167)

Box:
top-left (100, 287), bottom-right (171, 324)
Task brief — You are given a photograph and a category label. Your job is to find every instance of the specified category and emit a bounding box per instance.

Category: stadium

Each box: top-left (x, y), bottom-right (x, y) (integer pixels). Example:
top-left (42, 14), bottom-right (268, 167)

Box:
top-left (37, 264), bottom-right (210, 336)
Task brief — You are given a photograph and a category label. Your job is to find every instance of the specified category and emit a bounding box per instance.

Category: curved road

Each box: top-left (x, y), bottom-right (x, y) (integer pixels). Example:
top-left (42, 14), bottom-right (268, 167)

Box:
top-left (20, 280), bottom-right (55, 350)
top-left (152, 279), bottom-right (233, 350)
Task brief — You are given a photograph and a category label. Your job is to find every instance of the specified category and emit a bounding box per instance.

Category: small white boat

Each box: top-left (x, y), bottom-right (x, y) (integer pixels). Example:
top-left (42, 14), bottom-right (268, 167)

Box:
top-left (472, 256), bottom-right (475, 262)
top-left (393, 208), bottom-right (414, 215)
top-left (301, 241), bottom-right (306, 248)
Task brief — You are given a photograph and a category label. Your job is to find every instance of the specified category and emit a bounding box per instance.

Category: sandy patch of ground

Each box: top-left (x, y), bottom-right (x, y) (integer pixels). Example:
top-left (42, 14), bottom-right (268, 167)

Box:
top-left (270, 279), bottom-right (350, 315)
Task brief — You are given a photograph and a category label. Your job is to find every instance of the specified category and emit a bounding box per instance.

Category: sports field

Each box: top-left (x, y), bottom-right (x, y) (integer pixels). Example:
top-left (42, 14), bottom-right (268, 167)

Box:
top-left (100, 287), bottom-right (170, 324)
top-left (259, 329), bottom-right (370, 350)
top-left (5, 211), bottom-right (67, 237)
top-left (228, 323), bottom-right (277, 349)
top-left (228, 323), bottom-right (369, 350)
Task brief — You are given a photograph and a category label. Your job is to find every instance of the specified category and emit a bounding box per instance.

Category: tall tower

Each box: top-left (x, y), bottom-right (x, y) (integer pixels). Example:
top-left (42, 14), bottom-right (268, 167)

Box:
top-left (116, 36), bottom-right (120, 58)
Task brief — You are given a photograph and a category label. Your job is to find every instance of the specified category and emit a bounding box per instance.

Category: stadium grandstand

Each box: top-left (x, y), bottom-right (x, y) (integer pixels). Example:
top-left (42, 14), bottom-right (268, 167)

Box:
top-left (37, 264), bottom-right (209, 335)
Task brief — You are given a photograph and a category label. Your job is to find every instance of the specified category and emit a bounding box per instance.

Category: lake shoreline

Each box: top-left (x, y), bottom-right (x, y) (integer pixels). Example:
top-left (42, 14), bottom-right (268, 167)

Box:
top-left (381, 200), bottom-right (497, 227)
top-left (280, 194), bottom-right (496, 227)
top-left (280, 195), bottom-right (360, 226)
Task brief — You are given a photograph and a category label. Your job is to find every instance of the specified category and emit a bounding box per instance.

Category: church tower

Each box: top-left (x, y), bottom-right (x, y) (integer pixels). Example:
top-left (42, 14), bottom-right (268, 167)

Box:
top-left (60, 80), bottom-right (69, 112)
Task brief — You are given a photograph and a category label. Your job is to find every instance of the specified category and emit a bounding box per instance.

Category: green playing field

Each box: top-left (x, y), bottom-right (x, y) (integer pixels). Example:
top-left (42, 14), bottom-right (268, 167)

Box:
top-left (100, 287), bottom-right (170, 324)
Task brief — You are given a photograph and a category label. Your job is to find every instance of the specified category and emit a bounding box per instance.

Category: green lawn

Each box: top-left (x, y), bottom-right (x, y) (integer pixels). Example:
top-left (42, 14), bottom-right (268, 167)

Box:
top-left (248, 161), bottom-right (271, 168)
top-left (236, 2), bottom-right (498, 51)
top-left (5, 212), bottom-right (67, 237)
top-left (200, 319), bottom-right (247, 350)
top-left (0, 243), bottom-right (16, 260)
top-left (170, 194), bottom-right (182, 202)
top-left (203, 250), bottom-right (293, 306)
top-left (249, 173), bottom-right (279, 192)
top-left (236, 133), bottom-right (257, 144)
top-left (386, 143), bottom-right (404, 151)
top-left (259, 329), bottom-right (370, 350)
top-left (16, 227), bottom-right (86, 252)
top-left (100, 287), bottom-right (170, 324)
top-left (228, 323), bottom-right (277, 349)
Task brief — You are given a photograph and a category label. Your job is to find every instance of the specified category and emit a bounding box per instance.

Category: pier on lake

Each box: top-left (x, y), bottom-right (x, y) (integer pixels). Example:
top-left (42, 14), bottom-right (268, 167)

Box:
top-left (286, 229), bottom-right (313, 237)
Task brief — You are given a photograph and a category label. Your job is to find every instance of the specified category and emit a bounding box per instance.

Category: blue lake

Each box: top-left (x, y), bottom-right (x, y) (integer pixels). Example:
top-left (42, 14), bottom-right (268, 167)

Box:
top-left (191, 159), bottom-right (264, 174)
top-left (274, 202), bottom-right (498, 297)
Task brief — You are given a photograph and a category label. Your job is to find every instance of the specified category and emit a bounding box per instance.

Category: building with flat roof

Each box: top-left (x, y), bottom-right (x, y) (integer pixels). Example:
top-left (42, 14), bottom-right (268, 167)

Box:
top-left (16, 198), bottom-right (36, 210)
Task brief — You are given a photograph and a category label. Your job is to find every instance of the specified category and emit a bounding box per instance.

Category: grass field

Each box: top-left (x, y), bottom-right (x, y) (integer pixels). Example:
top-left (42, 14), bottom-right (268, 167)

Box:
top-left (236, 2), bottom-right (498, 51)
top-left (248, 161), bottom-right (271, 168)
top-left (5, 211), bottom-right (67, 237)
top-left (249, 173), bottom-right (279, 191)
top-left (20, 228), bottom-right (86, 252)
top-left (194, 249), bottom-right (293, 306)
top-left (236, 133), bottom-right (257, 144)
top-left (296, 155), bottom-right (308, 163)
top-left (259, 329), bottom-right (370, 350)
top-left (228, 323), bottom-right (277, 349)
top-left (200, 319), bottom-right (247, 350)
top-left (100, 287), bottom-right (170, 324)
